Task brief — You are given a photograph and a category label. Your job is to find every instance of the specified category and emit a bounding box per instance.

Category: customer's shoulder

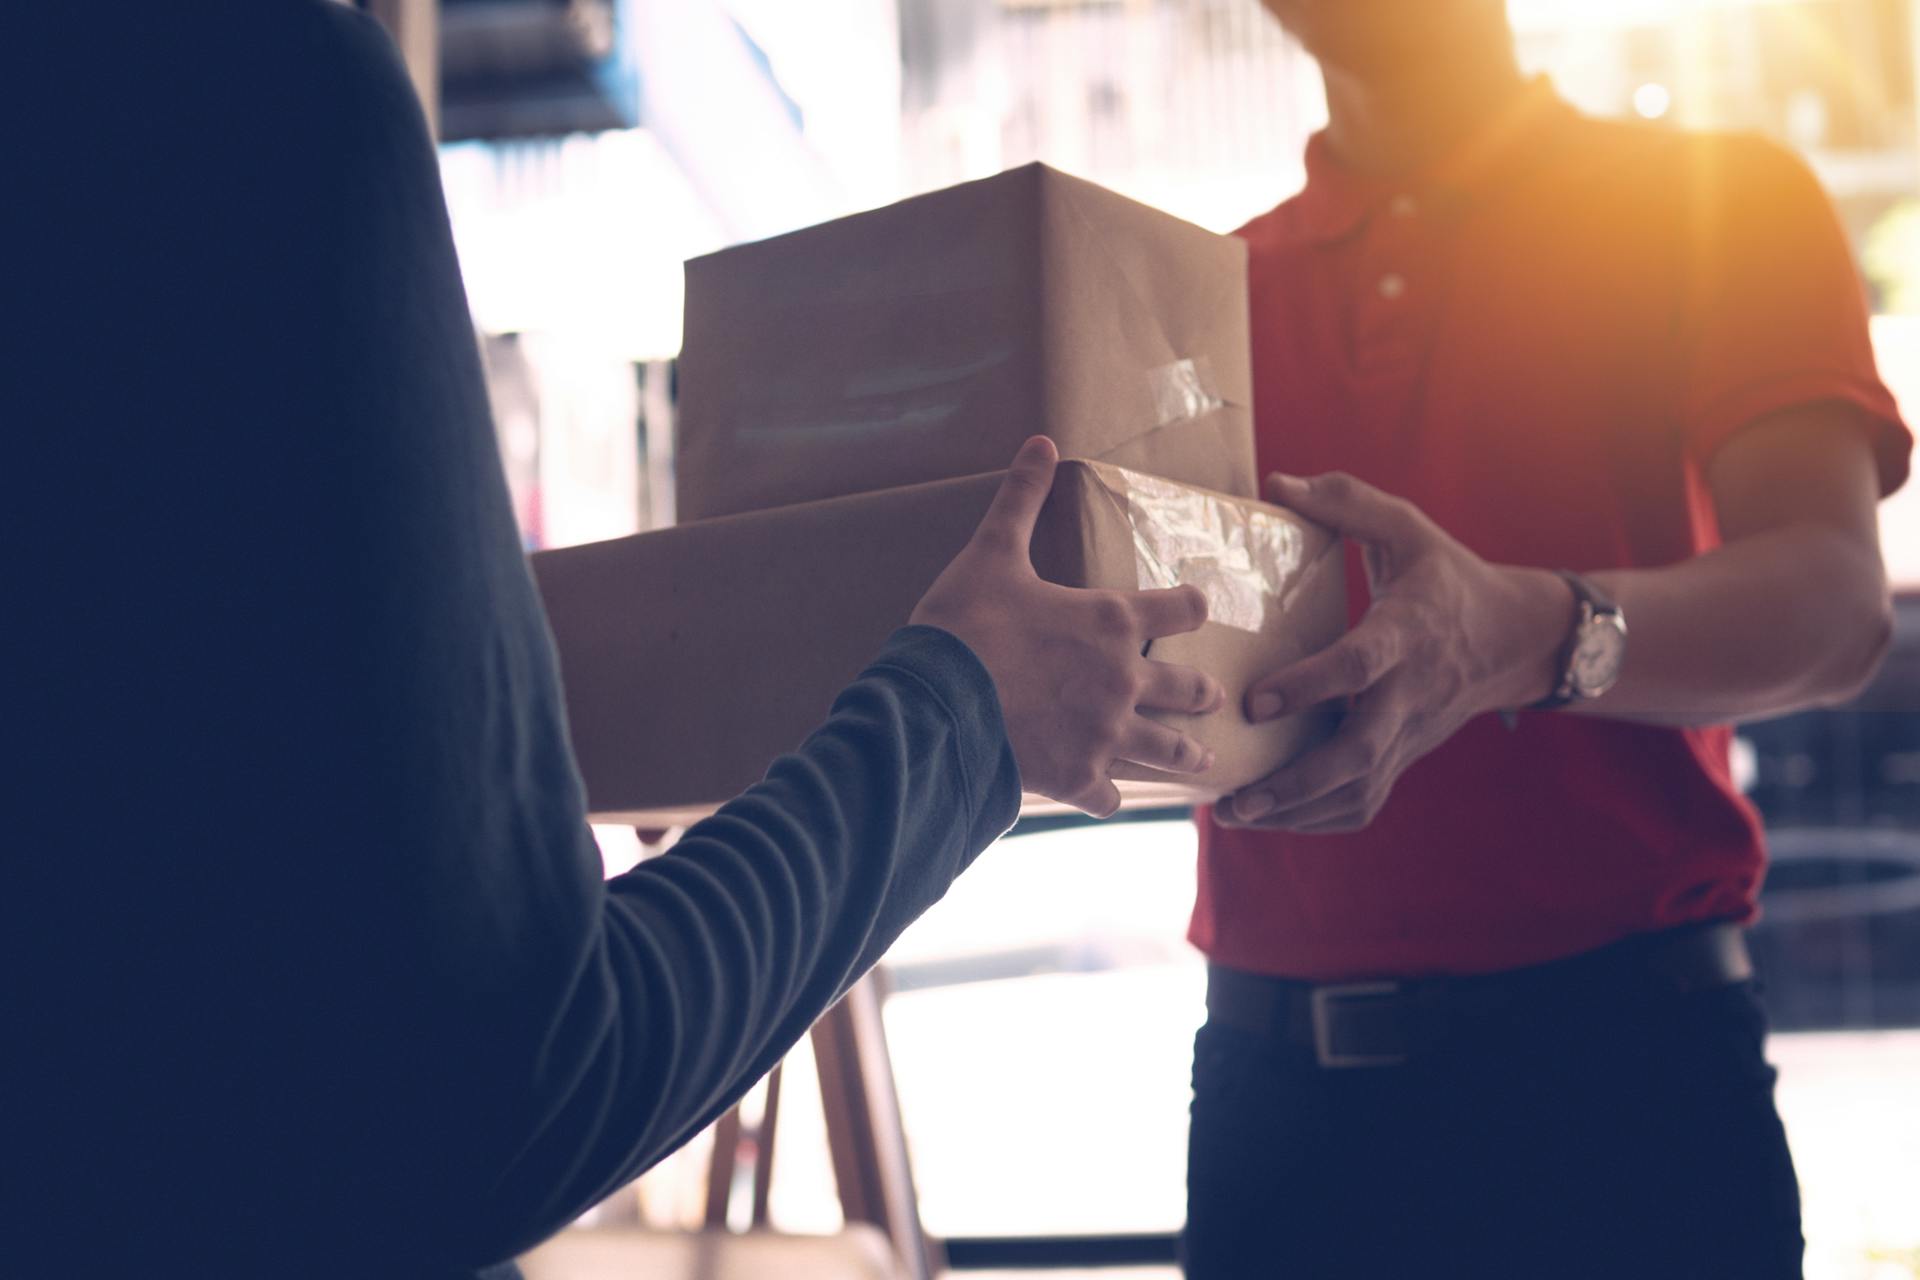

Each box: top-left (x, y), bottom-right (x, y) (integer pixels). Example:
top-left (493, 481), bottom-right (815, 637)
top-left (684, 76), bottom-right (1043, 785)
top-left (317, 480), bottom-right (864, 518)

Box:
top-left (174, 1), bottom-right (437, 186)
top-left (35, 0), bottom-right (395, 65)
top-left (228, 1), bottom-right (422, 115)
top-left (24, 0), bottom-right (420, 131)
top-left (286, 0), bottom-right (415, 77)
top-left (4, 0), bottom-right (391, 107)
top-left (178, 0), bottom-right (395, 53)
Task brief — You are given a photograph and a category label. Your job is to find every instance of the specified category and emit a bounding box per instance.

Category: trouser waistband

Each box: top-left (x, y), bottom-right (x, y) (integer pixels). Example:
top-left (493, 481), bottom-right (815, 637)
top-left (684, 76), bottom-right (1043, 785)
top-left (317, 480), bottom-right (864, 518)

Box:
top-left (1204, 922), bottom-right (1752, 1069)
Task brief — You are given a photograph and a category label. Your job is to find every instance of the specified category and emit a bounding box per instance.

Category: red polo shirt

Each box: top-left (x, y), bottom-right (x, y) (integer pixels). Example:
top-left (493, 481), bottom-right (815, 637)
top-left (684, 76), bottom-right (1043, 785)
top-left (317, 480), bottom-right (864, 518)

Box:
top-left (1191, 80), bottom-right (1912, 980)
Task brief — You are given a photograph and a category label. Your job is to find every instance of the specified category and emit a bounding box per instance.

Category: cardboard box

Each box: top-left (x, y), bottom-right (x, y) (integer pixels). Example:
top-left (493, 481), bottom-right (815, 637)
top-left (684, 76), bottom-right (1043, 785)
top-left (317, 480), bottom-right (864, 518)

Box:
top-left (674, 163), bottom-right (1256, 522)
top-left (534, 461), bottom-right (1345, 826)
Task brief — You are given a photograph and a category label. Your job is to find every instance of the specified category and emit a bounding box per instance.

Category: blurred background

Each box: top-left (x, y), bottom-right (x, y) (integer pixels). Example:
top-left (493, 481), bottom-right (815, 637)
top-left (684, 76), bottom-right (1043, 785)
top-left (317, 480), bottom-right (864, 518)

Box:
top-left (366, 0), bottom-right (1920, 1275)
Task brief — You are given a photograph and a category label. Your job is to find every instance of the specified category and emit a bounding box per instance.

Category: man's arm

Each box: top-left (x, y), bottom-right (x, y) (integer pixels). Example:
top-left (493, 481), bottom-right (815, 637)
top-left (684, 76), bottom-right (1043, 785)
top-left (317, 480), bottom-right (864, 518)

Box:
top-left (1582, 403), bottom-right (1890, 722)
top-left (1217, 406), bottom-right (1891, 832)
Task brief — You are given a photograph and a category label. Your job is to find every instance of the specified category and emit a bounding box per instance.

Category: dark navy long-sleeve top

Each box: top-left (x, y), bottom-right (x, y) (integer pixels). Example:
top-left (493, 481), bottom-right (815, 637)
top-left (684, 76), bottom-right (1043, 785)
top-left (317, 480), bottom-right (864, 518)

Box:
top-left (2, 4), bottom-right (1021, 1275)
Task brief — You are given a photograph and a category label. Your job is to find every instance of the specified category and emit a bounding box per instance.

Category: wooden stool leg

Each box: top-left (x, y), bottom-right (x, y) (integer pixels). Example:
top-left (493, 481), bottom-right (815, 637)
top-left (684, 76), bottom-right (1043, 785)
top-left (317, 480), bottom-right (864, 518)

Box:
top-left (750, 1062), bottom-right (783, 1228)
top-left (702, 1061), bottom-right (786, 1232)
top-left (703, 1105), bottom-right (743, 1230)
top-left (810, 972), bottom-right (940, 1280)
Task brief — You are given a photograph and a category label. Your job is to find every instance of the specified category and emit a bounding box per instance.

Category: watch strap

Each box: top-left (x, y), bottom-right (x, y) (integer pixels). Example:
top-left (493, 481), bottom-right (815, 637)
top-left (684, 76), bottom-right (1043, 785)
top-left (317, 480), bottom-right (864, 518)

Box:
top-left (1529, 570), bottom-right (1620, 711)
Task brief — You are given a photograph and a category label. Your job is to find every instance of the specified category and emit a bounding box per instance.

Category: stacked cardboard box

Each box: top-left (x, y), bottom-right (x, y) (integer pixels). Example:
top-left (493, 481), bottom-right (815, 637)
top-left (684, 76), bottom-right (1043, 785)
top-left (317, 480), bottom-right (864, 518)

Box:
top-left (532, 164), bottom-right (1346, 824)
top-left (673, 163), bottom-right (1256, 519)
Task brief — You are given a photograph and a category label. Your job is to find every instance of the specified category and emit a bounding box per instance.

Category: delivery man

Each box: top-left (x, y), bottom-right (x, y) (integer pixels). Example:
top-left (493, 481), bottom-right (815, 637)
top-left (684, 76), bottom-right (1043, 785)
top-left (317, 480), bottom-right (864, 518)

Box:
top-left (2, 4), bottom-right (1223, 1277)
top-left (1184, 2), bottom-right (1912, 1277)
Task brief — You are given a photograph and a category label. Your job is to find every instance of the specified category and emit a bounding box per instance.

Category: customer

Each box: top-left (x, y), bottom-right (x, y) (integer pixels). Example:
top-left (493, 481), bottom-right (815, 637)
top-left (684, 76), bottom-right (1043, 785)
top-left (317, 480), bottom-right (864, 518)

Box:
top-left (1, 4), bottom-right (1222, 1277)
top-left (1185, 2), bottom-right (1911, 1277)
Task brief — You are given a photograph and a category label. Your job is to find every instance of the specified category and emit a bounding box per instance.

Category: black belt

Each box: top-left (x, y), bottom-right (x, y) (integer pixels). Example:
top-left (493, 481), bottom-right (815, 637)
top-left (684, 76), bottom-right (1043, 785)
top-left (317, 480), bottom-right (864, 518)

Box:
top-left (1205, 922), bottom-right (1752, 1070)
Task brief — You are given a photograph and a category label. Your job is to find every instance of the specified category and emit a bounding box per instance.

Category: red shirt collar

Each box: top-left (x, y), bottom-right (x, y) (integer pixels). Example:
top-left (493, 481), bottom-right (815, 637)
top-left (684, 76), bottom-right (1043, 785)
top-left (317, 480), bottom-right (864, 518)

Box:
top-left (1292, 76), bottom-right (1573, 245)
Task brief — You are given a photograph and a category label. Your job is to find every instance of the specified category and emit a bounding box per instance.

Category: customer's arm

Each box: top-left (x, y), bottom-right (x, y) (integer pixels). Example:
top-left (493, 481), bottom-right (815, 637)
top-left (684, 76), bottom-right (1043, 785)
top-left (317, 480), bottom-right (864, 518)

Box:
top-left (277, 4), bottom-right (1219, 1266)
top-left (463, 443), bottom-right (1219, 1261)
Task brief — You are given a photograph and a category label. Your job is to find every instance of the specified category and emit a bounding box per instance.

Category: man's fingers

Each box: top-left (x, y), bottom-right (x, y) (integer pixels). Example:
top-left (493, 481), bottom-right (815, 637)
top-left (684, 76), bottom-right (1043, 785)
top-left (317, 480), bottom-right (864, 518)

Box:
top-left (1245, 622), bottom-right (1404, 721)
top-left (971, 436), bottom-right (1059, 559)
top-left (1136, 660), bottom-right (1224, 715)
top-left (1129, 584), bottom-right (1209, 641)
top-left (1265, 471), bottom-right (1422, 546)
top-left (1226, 754), bottom-right (1348, 825)
top-left (1226, 700), bottom-right (1396, 823)
top-left (1115, 719), bottom-right (1215, 775)
top-left (1254, 777), bottom-right (1377, 834)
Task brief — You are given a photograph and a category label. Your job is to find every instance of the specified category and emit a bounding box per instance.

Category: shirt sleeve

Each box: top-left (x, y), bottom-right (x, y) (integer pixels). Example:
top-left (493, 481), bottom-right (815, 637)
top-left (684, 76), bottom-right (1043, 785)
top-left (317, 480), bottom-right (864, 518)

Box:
top-left (1675, 133), bottom-right (1912, 496)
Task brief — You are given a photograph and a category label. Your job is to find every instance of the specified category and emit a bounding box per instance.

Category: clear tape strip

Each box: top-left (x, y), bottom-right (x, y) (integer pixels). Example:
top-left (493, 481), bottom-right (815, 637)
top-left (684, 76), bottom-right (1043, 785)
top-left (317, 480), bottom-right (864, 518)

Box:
top-left (1146, 356), bottom-right (1226, 427)
top-left (1091, 462), bottom-right (1319, 635)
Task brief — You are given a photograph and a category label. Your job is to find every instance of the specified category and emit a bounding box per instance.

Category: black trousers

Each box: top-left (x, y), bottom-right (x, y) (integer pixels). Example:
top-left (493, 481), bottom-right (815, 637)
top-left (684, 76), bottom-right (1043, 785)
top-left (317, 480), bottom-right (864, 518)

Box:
top-left (1183, 978), bottom-right (1803, 1279)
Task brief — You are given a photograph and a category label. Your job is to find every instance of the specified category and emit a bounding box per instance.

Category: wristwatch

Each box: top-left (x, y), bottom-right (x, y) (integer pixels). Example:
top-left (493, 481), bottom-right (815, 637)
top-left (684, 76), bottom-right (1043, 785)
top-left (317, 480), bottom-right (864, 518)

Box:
top-left (1532, 570), bottom-right (1628, 710)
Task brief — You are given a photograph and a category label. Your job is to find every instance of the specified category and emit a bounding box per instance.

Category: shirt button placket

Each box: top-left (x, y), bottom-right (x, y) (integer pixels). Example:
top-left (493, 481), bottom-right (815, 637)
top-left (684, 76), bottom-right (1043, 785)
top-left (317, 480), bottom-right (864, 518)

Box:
top-left (1376, 194), bottom-right (1416, 304)
top-left (1355, 193), bottom-right (1424, 375)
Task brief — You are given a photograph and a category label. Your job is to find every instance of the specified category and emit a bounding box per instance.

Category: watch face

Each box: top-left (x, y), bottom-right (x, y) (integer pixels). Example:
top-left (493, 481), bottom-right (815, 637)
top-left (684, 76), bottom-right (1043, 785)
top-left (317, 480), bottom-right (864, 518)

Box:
top-left (1571, 617), bottom-right (1627, 696)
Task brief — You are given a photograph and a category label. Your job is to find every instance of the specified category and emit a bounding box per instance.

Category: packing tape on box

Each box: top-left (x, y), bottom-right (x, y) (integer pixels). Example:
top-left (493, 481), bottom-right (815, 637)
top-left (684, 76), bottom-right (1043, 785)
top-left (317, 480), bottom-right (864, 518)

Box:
top-left (1087, 461), bottom-right (1322, 635)
top-left (1146, 355), bottom-right (1226, 427)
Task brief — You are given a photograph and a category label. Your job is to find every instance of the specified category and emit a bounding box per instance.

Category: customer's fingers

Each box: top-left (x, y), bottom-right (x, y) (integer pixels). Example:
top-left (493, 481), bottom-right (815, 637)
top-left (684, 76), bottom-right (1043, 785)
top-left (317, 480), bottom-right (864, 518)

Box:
top-left (1130, 584), bottom-right (1209, 641)
top-left (1115, 718), bottom-right (1214, 775)
top-left (1136, 660), bottom-right (1224, 715)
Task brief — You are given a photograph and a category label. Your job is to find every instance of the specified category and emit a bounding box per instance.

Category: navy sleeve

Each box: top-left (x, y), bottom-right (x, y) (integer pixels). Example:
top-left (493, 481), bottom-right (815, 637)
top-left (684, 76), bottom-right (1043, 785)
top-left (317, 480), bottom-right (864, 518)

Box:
top-left (474, 627), bottom-right (1020, 1259)
top-left (3, 4), bottom-right (1018, 1275)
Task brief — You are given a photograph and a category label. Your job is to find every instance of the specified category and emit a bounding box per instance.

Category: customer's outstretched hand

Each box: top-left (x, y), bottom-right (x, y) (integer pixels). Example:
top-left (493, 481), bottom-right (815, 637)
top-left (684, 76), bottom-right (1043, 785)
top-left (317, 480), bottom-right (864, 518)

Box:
top-left (911, 437), bottom-right (1224, 817)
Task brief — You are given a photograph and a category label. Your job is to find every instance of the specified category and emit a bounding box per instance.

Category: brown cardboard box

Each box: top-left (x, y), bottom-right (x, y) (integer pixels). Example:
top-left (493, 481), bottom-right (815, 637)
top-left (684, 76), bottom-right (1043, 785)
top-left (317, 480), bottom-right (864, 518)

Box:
top-left (534, 461), bottom-right (1345, 826)
top-left (675, 163), bottom-right (1256, 522)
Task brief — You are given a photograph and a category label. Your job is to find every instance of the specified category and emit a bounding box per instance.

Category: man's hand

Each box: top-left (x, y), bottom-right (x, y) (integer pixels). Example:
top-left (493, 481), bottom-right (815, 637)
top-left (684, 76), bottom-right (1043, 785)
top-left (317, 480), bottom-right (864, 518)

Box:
top-left (1218, 472), bottom-right (1569, 833)
top-left (911, 437), bottom-right (1225, 817)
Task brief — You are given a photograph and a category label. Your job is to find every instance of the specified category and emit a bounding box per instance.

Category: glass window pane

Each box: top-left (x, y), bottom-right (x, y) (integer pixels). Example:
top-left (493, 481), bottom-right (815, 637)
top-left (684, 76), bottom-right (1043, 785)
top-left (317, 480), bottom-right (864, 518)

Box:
top-left (883, 819), bottom-right (1203, 1238)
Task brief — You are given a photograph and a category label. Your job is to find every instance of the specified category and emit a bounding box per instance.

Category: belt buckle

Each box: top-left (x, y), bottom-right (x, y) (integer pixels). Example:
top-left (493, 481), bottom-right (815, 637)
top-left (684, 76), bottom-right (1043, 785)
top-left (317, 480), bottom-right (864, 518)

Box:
top-left (1310, 981), bottom-right (1408, 1069)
